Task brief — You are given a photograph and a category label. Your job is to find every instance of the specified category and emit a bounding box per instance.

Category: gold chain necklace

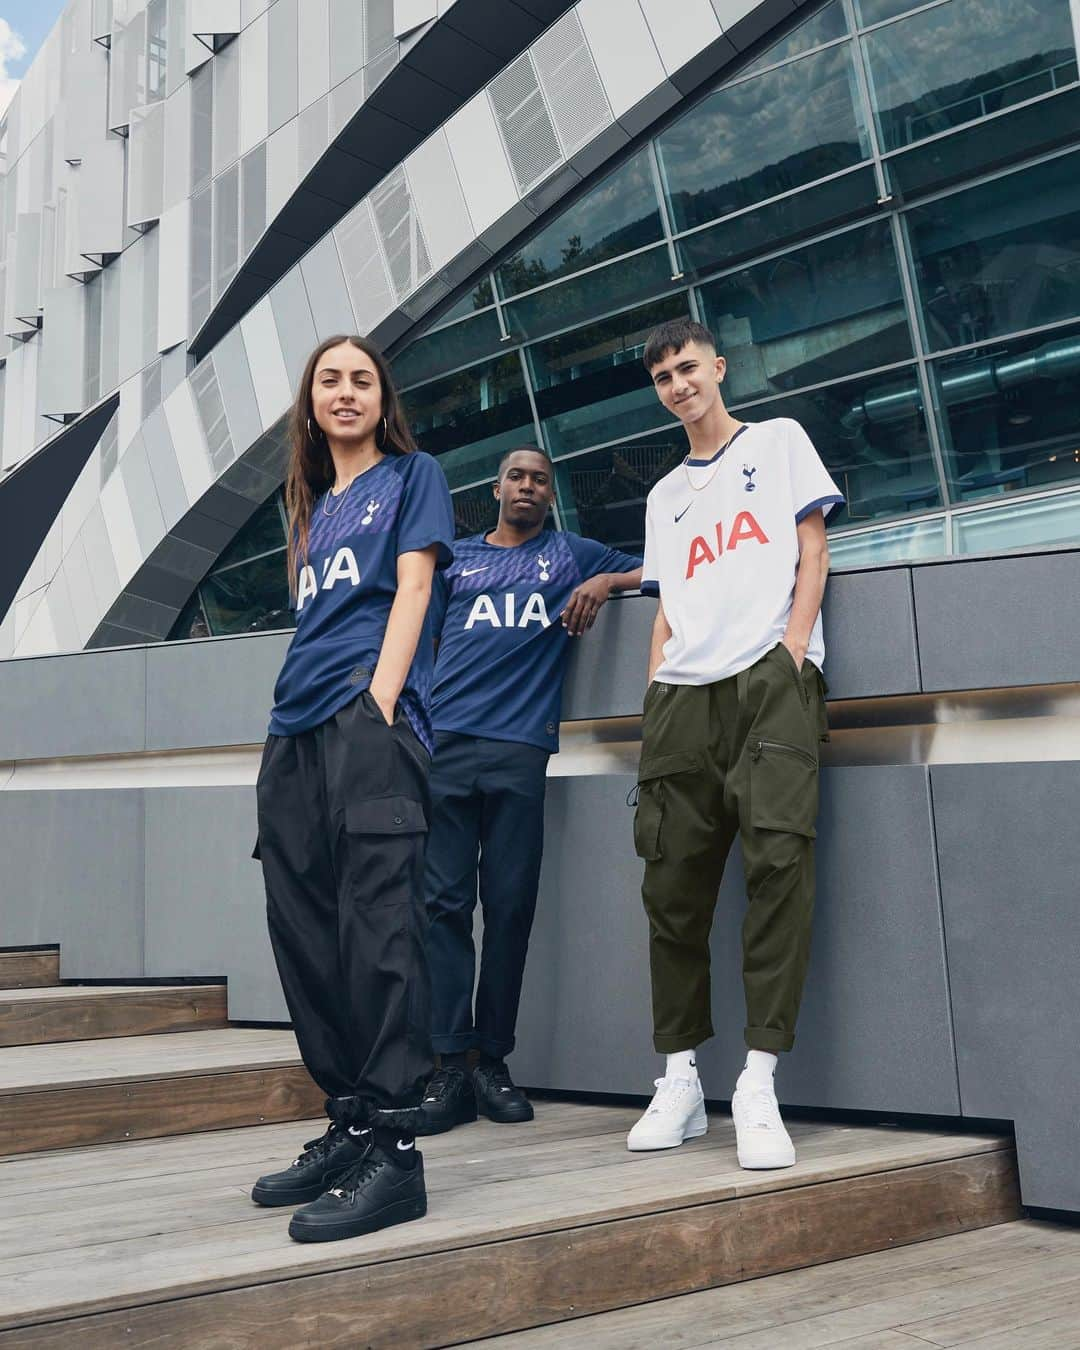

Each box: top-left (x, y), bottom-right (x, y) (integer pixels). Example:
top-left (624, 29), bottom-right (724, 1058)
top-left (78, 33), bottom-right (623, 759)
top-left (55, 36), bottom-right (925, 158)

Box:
top-left (682, 424), bottom-right (746, 493)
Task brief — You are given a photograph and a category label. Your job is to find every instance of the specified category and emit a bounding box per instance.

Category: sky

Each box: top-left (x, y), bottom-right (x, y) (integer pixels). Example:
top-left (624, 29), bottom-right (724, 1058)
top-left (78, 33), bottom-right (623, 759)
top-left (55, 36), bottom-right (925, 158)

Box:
top-left (0, 0), bottom-right (67, 117)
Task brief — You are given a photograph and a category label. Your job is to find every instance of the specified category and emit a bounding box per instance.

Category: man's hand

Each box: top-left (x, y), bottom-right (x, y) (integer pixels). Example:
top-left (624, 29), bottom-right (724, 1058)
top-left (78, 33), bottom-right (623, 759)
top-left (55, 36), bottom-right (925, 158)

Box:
top-left (561, 575), bottom-right (613, 637)
top-left (780, 634), bottom-right (808, 671)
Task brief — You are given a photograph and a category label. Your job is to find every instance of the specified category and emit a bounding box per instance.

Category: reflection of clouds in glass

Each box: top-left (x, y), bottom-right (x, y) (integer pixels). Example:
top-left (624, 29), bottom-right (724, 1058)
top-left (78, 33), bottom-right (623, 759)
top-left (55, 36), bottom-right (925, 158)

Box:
top-left (866, 0), bottom-right (1074, 134)
top-left (658, 45), bottom-right (862, 201)
top-left (504, 149), bottom-right (657, 278)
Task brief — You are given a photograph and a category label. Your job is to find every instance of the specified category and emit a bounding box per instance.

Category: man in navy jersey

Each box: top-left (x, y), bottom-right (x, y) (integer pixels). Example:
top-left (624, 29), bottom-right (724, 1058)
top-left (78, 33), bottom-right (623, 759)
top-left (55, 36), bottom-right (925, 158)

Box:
top-left (416, 446), bottom-right (642, 1133)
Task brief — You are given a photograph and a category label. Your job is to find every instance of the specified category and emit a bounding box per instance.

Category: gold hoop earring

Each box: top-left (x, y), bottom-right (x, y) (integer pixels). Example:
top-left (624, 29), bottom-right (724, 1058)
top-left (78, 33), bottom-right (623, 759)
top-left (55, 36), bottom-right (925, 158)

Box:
top-left (306, 417), bottom-right (322, 442)
top-left (378, 415), bottom-right (388, 447)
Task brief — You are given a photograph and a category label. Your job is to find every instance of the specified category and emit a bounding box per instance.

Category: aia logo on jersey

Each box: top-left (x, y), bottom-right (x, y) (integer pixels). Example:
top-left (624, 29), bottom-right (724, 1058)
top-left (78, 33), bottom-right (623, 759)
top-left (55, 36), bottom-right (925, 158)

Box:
top-left (296, 547), bottom-right (362, 609)
top-left (685, 512), bottom-right (769, 579)
top-left (464, 592), bottom-right (551, 629)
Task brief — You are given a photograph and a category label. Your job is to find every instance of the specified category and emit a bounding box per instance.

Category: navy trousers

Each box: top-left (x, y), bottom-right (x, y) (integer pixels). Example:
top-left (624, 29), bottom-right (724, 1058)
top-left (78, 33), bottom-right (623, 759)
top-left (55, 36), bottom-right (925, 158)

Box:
top-left (424, 732), bottom-right (550, 1059)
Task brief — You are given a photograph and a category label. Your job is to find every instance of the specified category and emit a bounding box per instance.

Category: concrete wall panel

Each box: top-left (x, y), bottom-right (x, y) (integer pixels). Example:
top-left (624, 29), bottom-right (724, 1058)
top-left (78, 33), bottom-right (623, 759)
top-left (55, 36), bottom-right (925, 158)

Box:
top-left (933, 762), bottom-right (1080, 1210)
top-left (821, 568), bottom-right (921, 699)
top-left (0, 646), bottom-right (145, 760)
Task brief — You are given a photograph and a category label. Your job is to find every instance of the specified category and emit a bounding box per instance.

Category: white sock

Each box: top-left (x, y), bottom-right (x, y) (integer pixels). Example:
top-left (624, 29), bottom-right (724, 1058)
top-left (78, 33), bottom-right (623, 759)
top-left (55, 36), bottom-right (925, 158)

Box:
top-left (665, 1049), bottom-right (698, 1081)
top-left (739, 1050), bottom-right (778, 1089)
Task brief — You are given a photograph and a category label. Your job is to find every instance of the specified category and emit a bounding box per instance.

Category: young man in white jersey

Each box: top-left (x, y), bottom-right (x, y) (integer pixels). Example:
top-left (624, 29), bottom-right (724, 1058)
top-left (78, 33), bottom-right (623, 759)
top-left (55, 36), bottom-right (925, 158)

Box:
top-left (627, 318), bottom-right (843, 1168)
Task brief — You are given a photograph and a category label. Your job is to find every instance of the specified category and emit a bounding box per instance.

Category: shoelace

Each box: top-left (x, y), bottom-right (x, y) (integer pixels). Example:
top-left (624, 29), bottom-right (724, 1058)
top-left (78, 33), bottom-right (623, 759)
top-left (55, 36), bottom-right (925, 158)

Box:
top-left (423, 1067), bottom-right (462, 1103)
top-left (646, 1076), bottom-right (693, 1116)
top-left (329, 1137), bottom-right (381, 1199)
top-left (292, 1123), bottom-right (345, 1167)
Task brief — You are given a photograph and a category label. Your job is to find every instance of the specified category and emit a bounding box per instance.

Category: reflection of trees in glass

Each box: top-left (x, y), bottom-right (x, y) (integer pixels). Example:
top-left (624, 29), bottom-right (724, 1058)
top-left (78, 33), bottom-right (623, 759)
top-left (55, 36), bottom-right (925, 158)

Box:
top-left (658, 44), bottom-right (866, 232)
top-left (408, 354), bottom-right (530, 455)
top-left (496, 150), bottom-right (663, 298)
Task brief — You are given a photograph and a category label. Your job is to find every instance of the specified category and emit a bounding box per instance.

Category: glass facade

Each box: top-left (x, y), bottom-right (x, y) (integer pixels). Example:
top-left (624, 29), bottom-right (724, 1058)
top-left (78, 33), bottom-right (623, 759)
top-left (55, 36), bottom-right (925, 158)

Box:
top-left (171, 0), bottom-right (1080, 640)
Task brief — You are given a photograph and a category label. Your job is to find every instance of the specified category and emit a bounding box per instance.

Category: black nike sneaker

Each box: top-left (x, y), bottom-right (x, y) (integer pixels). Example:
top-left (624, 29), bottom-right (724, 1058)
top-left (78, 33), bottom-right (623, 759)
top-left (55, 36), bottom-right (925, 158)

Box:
top-left (473, 1059), bottom-right (534, 1123)
top-left (251, 1123), bottom-right (371, 1207)
top-left (415, 1064), bottom-right (478, 1136)
top-left (288, 1138), bottom-right (427, 1243)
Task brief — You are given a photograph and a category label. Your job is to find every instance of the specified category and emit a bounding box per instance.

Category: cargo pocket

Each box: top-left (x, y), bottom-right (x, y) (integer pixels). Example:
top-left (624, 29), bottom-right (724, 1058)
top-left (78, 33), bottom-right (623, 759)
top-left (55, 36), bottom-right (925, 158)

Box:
top-left (345, 796), bottom-right (428, 908)
top-left (748, 738), bottom-right (818, 838)
top-left (633, 750), bottom-right (701, 861)
top-left (345, 795), bottom-right (428, 838)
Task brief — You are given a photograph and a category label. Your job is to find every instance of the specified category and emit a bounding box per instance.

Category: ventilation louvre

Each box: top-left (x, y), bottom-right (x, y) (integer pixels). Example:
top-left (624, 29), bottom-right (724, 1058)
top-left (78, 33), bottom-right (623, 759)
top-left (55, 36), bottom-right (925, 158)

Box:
top-left (532, 11), bottom-right (613, 160)
top-left (190, 356), bottom-right (234, 474)
top-left (335, 201), bottom-right (395, 334)
top-left (370, 167), bottom-right (431, 304)
top-left (489, 53), bottom-right (562, 197)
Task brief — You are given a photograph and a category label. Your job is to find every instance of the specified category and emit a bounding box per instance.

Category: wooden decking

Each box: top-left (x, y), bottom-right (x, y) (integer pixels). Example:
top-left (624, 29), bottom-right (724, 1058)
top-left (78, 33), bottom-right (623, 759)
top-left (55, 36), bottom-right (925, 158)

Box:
top-left (0, 945), bottom-right (1035, 1347)
top-left (479, 1218), bottom-right (1080, 1348)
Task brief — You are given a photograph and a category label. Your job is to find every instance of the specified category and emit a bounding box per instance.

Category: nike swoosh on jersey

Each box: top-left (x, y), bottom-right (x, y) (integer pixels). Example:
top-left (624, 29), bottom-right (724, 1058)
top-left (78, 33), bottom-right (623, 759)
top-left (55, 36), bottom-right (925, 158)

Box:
top-left (674, 503), bottom-right (694, 523)
top-left (461, 566), bottom-right (489, 576)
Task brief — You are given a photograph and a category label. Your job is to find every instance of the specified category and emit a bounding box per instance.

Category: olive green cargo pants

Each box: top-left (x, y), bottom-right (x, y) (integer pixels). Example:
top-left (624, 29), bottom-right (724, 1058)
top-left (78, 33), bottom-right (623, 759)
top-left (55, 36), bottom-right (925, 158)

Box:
top-left (634, 643), bottom-right (828, 1055)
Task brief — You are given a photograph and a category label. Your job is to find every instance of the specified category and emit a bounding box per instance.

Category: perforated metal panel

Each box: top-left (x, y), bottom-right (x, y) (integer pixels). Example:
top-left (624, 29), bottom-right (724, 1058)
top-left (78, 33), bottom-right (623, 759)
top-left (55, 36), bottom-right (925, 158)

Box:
top-left (370, 167), bottom-right (431, 304)
top-left (532, 10), bottom-right (612, 160)
top-left (335, 201), bottom-right (395, 335)
top-left (189, 185), bottom-right (212, 333)
top-left (190, 356), bottom-right (235, 474)
top-left (127, 101), bottom-right (165, 229)
top-left (212, 165), bottom-right (239, 304)
top-left (489, 54), bottom-right (562, 196)
top-left (240, 144), bottom-right (267, 260)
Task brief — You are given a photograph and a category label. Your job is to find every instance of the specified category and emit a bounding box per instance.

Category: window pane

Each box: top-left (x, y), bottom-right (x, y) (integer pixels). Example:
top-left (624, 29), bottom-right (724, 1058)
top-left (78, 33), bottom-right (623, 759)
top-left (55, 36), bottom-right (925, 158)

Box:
top-left (676, 165), bottom-right (877, 282)
top-left (553, 434), bottom-right (688, 551)
top-left (168, 590), bottom-right (211, 641)
top-left (209, 494), bottom-right (286, 574)
top-left (864, 0), bottom-right (1077, 153)
top-left (394, 307), bottom-right (505, 389)
top-left (698, 219), bottom-right (912, 403)
top-left (906, 150), bottom-right (1080, 351)
top-left (429, 279), bottom-right (495, 329)
top-left (955, 488), bottom-right (1080, 553)
top-left (529, 294), bottom-right (688, 457)
top-left (828, 517), bottom-right (946, 565)
top-left (856, 0), bottom-right (926, 26)
top-left (496, 149), bottom-right (663, 299)
top-left (450, 483), bottom-right (500, 538)
top-left (502, 243), bottom-right (677, 345)
top-left (739, 0), bottom-right (848, 78)
top-left (932, 324), bottom-right (1080, 504)
top-left (735, 368), bottom-right (943, 525)
top-left (200, 550), bottom-right (294, 635)
top-left (408, 353), bottom-right (535, 489)
top-left (885, 85), bottom-right (1080, 200)
top-left (657, 44), bottom-right (868, 233)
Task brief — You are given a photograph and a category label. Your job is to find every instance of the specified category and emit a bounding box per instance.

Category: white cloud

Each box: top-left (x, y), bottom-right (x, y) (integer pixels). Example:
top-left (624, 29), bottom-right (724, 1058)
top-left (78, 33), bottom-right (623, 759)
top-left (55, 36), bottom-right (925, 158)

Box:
top-left (0, 19), bottom-right (28, 120)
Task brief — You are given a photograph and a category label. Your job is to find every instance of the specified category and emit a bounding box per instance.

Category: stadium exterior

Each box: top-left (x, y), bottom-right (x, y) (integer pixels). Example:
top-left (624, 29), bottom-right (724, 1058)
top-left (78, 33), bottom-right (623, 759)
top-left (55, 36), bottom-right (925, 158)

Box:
top-left (3, 0), bottom-right (1080, 1214)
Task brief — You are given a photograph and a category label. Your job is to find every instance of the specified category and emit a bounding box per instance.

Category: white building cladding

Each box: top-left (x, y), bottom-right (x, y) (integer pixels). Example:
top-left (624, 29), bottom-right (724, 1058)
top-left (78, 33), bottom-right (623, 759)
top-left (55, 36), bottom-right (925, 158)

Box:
top-left (0, 0), bottom-right (775, 656)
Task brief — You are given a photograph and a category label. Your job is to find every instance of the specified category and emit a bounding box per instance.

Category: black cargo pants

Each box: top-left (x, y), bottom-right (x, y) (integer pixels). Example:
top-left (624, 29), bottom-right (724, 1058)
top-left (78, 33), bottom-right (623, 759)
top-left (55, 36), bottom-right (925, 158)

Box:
top-left (634, 643), bottom-right (828, 1055)
top-left (255, 690), bottom-right (434, 1129)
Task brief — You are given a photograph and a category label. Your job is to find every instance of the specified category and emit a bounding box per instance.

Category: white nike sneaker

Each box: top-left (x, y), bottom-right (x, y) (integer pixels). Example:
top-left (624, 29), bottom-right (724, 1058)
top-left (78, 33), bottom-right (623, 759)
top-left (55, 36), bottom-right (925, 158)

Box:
top-left (731, 1077), bottom-right (796, 1169)
top-left (626, 1076), bottom-right (708, 1151)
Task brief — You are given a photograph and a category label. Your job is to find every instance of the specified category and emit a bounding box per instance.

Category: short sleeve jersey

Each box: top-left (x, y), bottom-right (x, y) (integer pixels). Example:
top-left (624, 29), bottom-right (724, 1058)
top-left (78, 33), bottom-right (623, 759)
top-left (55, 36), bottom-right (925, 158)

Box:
top-left (269, 451), bottom-right (455, 750)
top-left (429, 528), bottom-right (641, 753)
top-left (641, 418), bottom-right (843, 684)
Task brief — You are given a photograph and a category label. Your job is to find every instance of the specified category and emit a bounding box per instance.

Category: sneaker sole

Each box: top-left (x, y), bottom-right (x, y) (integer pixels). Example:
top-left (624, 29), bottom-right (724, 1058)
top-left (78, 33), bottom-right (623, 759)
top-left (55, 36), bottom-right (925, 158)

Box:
top-left (627, 1117), bottom-right (709, 1152)
top-left (478, 1103), bottom-right (534, 1124)
top-left (288, 1194), bottom-right (427, 1243)
top-left (414, 1101), bottom-right (479, 1136)
top-left (737, 1150), bottom-right (796, 1170)
top-left (251, 1181), bottom-right (330, 1208)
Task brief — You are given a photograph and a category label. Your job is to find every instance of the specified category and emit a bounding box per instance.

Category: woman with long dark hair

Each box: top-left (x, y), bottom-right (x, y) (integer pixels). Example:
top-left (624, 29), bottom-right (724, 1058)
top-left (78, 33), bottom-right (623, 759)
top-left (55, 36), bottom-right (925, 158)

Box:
top-left (250, 335), bottom-right (454, 1243)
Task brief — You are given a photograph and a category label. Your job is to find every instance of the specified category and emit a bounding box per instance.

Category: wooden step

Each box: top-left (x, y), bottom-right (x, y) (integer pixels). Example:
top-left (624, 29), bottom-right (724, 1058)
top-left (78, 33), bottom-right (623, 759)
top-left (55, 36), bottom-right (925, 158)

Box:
top-left (0, 984), bottom-right (229, 1047)
top-left (0, 948), bottom-right (59, 990)
top-left (0, 1029), bottom-right (322, 1155)
top-left (0, 1103), bottom-right (1019, 1347)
